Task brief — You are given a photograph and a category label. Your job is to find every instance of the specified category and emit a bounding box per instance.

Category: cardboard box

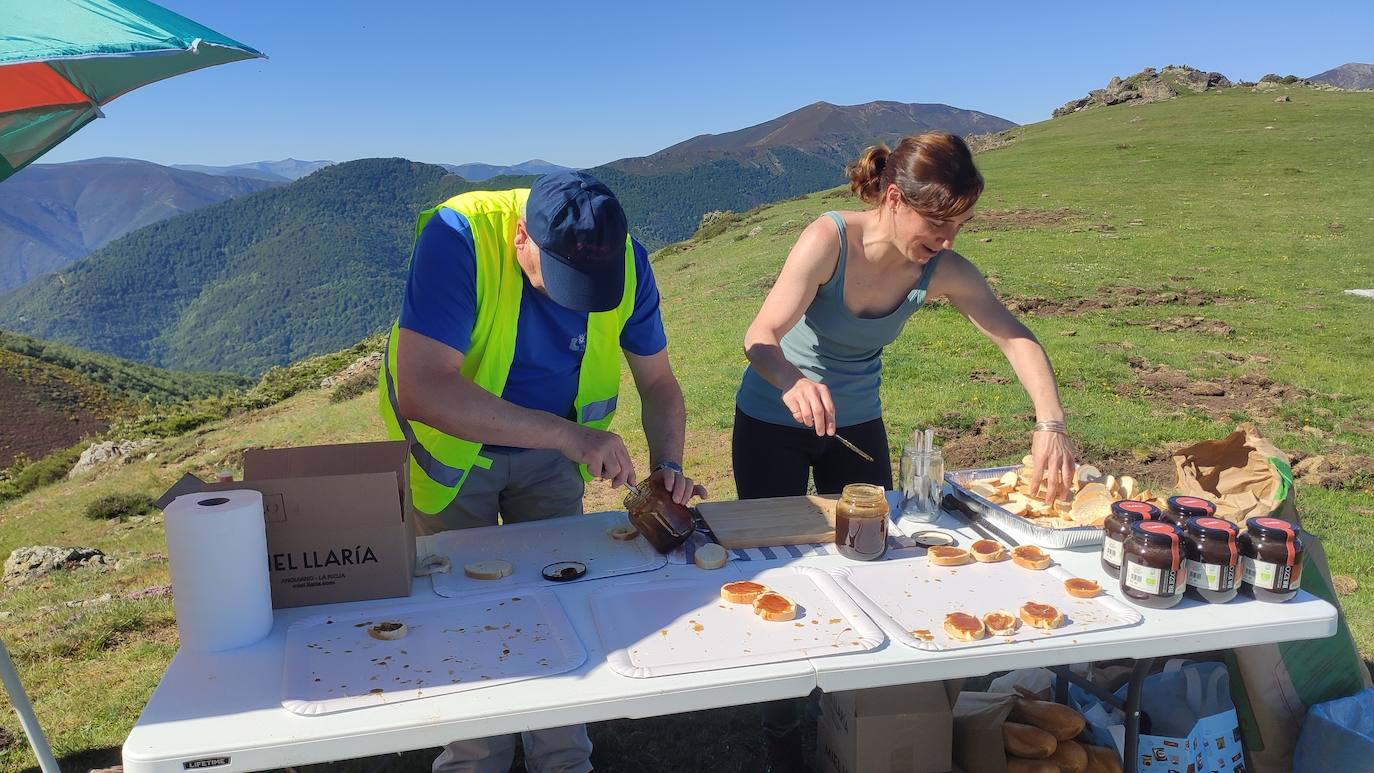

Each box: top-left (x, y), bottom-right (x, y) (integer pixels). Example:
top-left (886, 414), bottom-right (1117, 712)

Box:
top-left (161, 441), bottom-right (415, 609)
top-left (816, 681), bottom-right (957, 773)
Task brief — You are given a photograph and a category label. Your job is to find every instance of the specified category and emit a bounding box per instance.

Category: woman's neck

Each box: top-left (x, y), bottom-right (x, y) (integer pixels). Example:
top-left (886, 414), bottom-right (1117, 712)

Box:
top-left (858, 208), bottom-right (906, 267)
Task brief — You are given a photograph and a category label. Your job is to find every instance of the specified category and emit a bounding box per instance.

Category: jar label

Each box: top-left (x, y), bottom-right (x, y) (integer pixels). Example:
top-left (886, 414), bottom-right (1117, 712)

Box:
top-left (1242, 556), bottom-right (1301, 591)
top-left (1125, 558), bottom-right (1179, 596)
top-left (1103, 537), bottom-right (1124, 566)
top-left (1187, 559), bottom-right (1237, 591)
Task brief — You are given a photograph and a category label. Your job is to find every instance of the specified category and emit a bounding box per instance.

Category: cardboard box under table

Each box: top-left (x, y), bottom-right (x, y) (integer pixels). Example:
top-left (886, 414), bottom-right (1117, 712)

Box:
top-left (166, 441), bottom-right (415, 608)
top-left (817, 680), bottom-right (960, 773)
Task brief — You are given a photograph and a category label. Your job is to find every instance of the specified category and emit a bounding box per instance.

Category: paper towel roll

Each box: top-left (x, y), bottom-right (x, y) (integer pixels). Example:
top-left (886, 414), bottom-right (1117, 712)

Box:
top-left (165, 489), bottom-right (273, 651)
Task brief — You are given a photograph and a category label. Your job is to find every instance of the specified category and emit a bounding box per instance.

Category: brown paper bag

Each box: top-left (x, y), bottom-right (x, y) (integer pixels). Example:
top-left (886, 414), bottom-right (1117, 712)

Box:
top-left (1172, 424), bottom-right (1295, 524)
top-left (953, 691), bottom-right (1017, 773)
top-left (1172, 425), bottom-right (1369, 771)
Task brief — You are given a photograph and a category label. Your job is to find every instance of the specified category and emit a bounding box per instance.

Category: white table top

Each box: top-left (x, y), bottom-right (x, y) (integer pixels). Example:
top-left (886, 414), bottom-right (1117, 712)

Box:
top-left (122, 501), bottom-right (1337, 773)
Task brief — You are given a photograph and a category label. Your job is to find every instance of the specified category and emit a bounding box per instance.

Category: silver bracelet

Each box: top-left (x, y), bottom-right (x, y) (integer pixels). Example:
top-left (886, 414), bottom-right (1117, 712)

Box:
top-left (1033, 420), bottom-right (1067, 434)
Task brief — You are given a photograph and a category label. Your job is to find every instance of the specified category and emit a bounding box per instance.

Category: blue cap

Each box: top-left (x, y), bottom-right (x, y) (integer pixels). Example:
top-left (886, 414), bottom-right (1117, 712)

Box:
top-left (525, 171), bottom-right (628, 312)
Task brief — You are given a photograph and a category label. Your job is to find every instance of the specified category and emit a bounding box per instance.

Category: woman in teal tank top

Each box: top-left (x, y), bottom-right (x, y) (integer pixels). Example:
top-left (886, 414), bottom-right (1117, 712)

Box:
top-left (736, 131), bottom-right (1079, 768)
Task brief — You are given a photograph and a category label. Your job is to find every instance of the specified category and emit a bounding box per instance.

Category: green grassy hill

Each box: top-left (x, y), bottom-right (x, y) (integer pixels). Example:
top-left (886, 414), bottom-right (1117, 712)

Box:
top-left (1, 82), bottom-right (1371, 772)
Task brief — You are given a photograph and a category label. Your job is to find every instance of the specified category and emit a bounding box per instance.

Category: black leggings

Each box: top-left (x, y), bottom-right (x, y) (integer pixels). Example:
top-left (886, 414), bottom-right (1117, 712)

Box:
top-left (732, 408), bottom-right (893, 499)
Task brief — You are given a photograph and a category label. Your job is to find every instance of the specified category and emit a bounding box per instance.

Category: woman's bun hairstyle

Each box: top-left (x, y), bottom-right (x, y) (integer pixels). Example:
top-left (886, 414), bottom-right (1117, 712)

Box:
top-left (847, 132), bottom-right (984, 218)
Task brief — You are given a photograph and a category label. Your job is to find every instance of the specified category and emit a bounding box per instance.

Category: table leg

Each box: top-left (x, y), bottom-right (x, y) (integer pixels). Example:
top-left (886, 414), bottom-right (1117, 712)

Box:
top-left (1122, 657), bottom-right (1155, 773)
top-left (0, 639), bottom-right (60, 773)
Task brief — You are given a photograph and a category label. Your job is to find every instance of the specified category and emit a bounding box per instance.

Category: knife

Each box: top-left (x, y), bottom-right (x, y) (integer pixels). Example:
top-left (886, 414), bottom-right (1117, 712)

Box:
top-left (833, 433), bottom-right (874, 463)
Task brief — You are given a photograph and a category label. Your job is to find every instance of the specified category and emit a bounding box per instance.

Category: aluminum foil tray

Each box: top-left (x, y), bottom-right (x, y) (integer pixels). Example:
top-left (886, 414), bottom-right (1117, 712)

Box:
top-left (946, 466), bottom-right (1105, 550)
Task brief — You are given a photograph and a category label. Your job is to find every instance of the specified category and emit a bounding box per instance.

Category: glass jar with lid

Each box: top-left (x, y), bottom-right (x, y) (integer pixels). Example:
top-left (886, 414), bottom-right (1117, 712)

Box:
top-left (834, 483), bottom-right (889, 561)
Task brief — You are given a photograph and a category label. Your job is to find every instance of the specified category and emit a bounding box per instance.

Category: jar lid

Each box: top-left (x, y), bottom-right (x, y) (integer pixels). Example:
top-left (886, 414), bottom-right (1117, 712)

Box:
top-left (1167, 495), bottom-right (1216, 519)
top-left (1186, 516), bottom-right (1239, 539)
top-left (1246, 516), bottom-right (1299, 542)
top-left (1131, 521), bottom-right (1182, 569)
top-left (1111, 500), bottom-right (1161, 520)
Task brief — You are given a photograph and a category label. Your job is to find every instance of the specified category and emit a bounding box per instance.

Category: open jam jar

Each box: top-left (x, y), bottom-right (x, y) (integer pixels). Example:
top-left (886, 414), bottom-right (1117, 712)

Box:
top-left (834, 483), bottom-right (889, 561)
top-left (623, 478), bottom-right (696, 554)
top-left (1121, 521), bottom-right (1186, 609)
top-left (1239, 517), bottom-right (1305, 603)
top-left (1103, 500), bottom-right (1162, 576)
top-left (1183, 517), bottom-right (1240, 604)
top-left (1165, 495), bottom-right (1216, 527)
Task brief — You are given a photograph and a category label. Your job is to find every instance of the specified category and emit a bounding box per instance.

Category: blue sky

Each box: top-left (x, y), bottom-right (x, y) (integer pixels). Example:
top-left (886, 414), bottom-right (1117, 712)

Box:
top-left (40, 0), bottom-right (1374, 169)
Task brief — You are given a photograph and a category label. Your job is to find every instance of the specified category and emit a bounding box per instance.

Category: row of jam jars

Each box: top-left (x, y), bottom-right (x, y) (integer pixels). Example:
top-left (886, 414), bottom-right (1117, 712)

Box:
top-left (1108, 496), bottom-right (1305, 608)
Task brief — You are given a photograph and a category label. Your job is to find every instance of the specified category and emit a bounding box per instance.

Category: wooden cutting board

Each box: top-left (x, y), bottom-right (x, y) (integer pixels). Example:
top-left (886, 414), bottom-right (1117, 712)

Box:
top-left (695, 495), bottom-right (840, 549)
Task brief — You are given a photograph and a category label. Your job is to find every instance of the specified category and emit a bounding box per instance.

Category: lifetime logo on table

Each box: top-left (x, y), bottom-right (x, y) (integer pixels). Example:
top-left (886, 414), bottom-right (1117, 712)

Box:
top-left (182, 757), bottom-right (230, 769)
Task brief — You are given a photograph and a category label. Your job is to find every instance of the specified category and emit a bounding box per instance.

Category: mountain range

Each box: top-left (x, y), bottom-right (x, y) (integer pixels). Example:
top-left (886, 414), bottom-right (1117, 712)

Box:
top-left (439, 159), bottom-right (571, 180)
top-left (1307, 62), bottom-right (1374, 90)
top-left (0, 99), bottom-right (1013, 374)
top-left (0, 158), bottom-right (280, 293)
top-left (170, 158), bottom-right (335, 182)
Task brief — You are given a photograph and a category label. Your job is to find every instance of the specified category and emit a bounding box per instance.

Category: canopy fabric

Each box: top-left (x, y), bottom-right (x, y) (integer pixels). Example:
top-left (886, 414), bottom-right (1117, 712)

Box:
top-left (0, 0), bottom-right (264, 181)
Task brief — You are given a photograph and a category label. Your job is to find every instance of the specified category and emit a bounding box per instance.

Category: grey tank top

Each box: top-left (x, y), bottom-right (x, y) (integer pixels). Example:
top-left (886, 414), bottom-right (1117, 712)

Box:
top-left (736, 211), bottom-right (942, 427)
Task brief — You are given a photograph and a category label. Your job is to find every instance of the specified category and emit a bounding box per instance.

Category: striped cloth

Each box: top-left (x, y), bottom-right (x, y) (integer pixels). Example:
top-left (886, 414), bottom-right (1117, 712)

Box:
top-left (669, 530), bottom-right (921, 564)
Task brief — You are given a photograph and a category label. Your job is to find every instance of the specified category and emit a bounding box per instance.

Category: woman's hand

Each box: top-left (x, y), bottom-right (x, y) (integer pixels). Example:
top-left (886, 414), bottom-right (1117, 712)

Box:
top-left (782, 377), bottom-right (835, 436)
top-left (1026, 430), bottom-right (1076, 503)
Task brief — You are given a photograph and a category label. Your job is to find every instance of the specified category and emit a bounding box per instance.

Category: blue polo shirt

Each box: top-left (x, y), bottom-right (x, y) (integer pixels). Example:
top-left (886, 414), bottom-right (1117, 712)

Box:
top-left (399, 208), bottom-right (667, 433)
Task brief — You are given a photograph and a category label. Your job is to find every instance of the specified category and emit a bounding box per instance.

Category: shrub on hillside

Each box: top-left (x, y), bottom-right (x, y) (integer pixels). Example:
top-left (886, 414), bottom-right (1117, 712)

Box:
top-left (0, 442), bottom-right (88, 504)
top-left (85, 492), bottom-right (155, 521)
top-left (329, 371), bottom-right (376, 404)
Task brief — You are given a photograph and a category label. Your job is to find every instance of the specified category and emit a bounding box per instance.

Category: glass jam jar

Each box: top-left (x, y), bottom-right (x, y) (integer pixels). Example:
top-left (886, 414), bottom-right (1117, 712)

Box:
top-left (1165, 495), bottom-right (1216, 527)
top-left (1183, 516), bottom-right (1240, 604)
top-left (1239, 517), bottom-right (1305, 603)
top-left (834, 483), bottom-right (889, 561)
top-left (1121, 521), bottom-right (1186, 609)
top-left (1102, 500), bottom-right (1162, 576)
top-left (623, 478), bottom-right (695, 554)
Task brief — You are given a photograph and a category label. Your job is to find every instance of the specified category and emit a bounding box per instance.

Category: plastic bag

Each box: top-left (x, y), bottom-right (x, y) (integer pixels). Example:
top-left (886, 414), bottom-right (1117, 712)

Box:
top-left (1294, 686), bottom-right (1374, 772)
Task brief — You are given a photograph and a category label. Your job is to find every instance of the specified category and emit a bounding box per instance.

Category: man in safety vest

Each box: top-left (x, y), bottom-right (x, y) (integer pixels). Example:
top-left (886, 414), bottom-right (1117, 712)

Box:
top-left (380, 170), bottom-right (705, 773)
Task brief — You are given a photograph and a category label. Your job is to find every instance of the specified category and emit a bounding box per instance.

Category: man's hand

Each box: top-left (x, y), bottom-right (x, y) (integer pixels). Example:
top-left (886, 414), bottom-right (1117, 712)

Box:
top-left (651, 466), bottom-right (708, 506)
top-left (560, 424), bottom-right (637, 488)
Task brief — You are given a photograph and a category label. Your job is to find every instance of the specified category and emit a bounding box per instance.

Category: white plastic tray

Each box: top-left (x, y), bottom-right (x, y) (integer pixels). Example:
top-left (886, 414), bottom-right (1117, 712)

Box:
top-left (281, 590), bottom-right (585, 715)
top-left (947, 466), bottom-right (1105, 549)
top-left (590, 566), bottom-right (885, 678)
top-left (429, 511), bottom-right (667, 596)
top-left (831, 554), bottom-right (1142, 652)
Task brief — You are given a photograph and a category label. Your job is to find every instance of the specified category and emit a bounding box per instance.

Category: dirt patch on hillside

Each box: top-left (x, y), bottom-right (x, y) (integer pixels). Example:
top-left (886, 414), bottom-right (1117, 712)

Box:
top-left (965, 208), bottom-right (1086, 232)
top-left (0, 371), bottom-right (109, 467)
top-left (1004, 284), bottom-right (1234, 317)
top-left (1124, 316), bottom-right (1236, 336)
top-left (929, 414), bottom-right (1027, 469)
top-left (1290, 451), bottom-right (1374, 492)
top-left (1121, 357), bottom-right (1306, 420)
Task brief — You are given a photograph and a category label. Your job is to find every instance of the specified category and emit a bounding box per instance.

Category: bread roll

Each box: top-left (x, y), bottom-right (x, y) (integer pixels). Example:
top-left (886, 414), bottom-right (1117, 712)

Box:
top-left (1003, 721), bottom-right (1057, 759)
top-left (943, 612), bottom-right (986, 641)
top-left (1010, 698), bottom-right (1086, 741)
top-left (1012, 545), bottom-right (1053, 570)
top-left (928, 546), bottom-right (974, 566)
top-left (463, 560), bottom-right (513, 580)
top-left (693, 543), bottom-right (727, 570)
top-left (1064, 578), bottom-right (1102, 598)
top-left (971, 539), bottom-right (1007, 562)
top-left (1083, 745), bottom-right (1123, 773)
top-left (720, 581), bottom-right (768, 604)
top-left (753, 592), bottom-right (797, 622)
top-left (1049, 739), bottom-right (1088, 773)
top-left (606, 524), bottom-right (639, 541)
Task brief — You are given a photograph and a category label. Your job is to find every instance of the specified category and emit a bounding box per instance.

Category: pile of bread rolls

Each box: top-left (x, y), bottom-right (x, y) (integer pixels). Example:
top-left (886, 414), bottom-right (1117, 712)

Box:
top-left (967, 458), bottom-right (1165, 530)
top-left (1002, 697), bottom-right (1121, 773)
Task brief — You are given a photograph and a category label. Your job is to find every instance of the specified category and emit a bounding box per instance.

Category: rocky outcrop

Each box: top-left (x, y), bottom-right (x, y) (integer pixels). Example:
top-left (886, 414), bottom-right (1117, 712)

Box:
top-left (3, 545), bottom-right (113, 587)
top-left (1053, 66), bottom-right (1233, 118)
top-left (319, 350), bottom-right (383, 390)
top-left (66, 439), bottom-right (159, 479)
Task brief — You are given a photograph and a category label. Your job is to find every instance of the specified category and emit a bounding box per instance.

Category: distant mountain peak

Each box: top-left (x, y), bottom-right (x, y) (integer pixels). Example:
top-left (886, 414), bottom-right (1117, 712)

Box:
top-left (1307, 63), bottom-right (1374, 90)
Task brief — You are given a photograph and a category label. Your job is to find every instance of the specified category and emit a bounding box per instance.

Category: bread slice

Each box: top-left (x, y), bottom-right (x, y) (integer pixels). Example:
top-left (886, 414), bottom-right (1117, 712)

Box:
top-left (720, 580), bottom-right (769, 604)
top-left (693, 543), bottom-right (728, 570)
top-left (982, 610), bottom-right (1021, 636)
top-left (367, 621), bottom-right (408, 641)
top-left (943, 611), bottom-right (986, 641)
top-left (1020, 601), bottom-right (1065, 629)
top-left (753, 592), bottom-right (797, 622)
top-left (605, 524), bottom-right (639, 541)
top-left (1064, 577), bottom-right (1102, 598)
top-left (463, 559), bottom-right (513, 580)
top-left (970, 539), bottom-right (1006, 562)
top-left (928, 545), bottom-right (974, 566)
top-left (1011, 545), bottom-right (1052, 570)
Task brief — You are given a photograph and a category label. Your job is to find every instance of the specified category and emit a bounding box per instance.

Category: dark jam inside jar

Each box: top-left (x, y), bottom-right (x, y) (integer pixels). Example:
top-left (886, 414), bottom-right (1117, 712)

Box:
top-left (1183, 516), bottom-right (1240, 604)
top-left (1165, 495), bottom-right (1216, 527)
top-left (834, 483), bottom-right (889, 561)
top-left (1121, 521), bottom-right (1186, 609)
top-left (623, 479), bottom-right (695, 554)
top-left (1102, 500), bottom-right (1162, 576)
top-left (1239, 517), bottom-right (1305, 603)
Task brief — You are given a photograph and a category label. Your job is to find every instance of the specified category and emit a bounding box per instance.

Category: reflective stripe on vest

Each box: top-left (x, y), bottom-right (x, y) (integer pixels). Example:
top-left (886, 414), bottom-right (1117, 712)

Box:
top-left (378, 188), bottom-right (636, 515)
